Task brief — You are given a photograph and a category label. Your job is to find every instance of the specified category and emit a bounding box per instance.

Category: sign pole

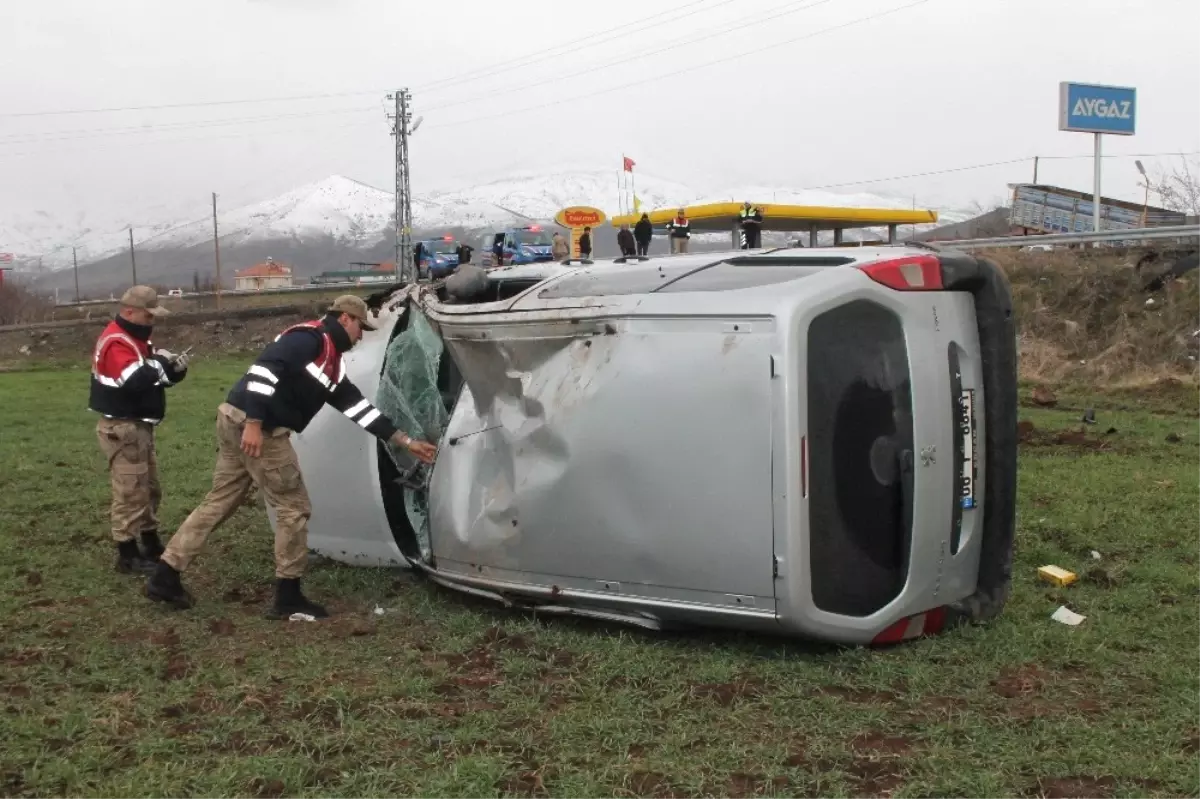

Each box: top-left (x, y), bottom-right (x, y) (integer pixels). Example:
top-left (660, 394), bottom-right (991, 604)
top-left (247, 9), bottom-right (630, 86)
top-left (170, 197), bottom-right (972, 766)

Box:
top-left (1093, 132), bottom-right (1102, 233)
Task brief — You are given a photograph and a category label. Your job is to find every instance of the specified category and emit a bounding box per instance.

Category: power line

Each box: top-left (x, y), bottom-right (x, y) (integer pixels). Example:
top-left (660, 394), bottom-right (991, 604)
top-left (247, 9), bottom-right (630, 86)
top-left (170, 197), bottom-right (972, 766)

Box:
top-left (794, 151), bottom-right (1200, 191)
top-left (0, 105), bottom-right (380, 145)
top-left (798, 158), bottom-right (1030, 191)
top-left (424, 0), bottom-right (936, 131)
top-left (0, 117), bottom-right (385, 160)
top-left (414, 0), bottom-right (728, 94)
top-left (0, 0), bottom-right (726, 120)
top-left (0, 89), bottom-right (385, 119)
top-left (423, 0), bottom-right (837, 115)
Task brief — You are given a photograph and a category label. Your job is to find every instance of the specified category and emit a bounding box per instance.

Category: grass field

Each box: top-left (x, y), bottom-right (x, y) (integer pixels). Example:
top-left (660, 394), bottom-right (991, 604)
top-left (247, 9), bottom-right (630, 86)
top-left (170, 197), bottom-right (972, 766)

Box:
top-left (1, 359), bottom-right (1197, 798)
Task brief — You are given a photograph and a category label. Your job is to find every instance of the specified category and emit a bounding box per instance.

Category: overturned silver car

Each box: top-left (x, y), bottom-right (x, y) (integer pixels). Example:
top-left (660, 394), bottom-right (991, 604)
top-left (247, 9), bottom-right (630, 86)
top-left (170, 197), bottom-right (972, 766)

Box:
top-left (284, 246), bottom-right (1017, 645)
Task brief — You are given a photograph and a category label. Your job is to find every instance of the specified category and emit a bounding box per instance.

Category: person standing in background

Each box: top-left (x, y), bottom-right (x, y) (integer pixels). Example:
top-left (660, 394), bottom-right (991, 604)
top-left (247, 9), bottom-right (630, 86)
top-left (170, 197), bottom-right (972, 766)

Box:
top-left (666, 209), bottom-right (691, 254)
top-left (634, 213), bottom-right (653, 256)
top-left (579, 226), bottom-right (593, 261)
top-left (454, 241), bottom-right (473, 267)
top-left (617, 223), bottom-right (636, 257)
top-left (552, 231), bottom-right (570, 262)
top-left (738, 202), bottom-right (764, 249)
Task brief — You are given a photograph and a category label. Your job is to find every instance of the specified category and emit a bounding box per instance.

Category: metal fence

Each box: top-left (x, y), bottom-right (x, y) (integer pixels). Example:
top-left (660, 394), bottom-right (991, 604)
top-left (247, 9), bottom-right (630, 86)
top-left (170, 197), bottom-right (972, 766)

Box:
top-left (928, 224), bottom-right (1199, 251)
top-left (55, 280), bottom-right (364, 308)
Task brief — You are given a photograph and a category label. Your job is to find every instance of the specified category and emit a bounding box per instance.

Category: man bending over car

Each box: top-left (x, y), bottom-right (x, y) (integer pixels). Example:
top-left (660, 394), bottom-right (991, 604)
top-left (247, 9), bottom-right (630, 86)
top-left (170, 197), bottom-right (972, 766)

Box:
top-left (145, 295), bottom-right (436, 619)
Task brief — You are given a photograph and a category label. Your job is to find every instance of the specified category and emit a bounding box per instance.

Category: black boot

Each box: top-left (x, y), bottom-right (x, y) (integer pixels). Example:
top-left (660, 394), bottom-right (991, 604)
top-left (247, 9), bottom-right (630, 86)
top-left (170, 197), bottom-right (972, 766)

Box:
top-left (145, 561), bottom-right (194, 610)
top-left (140, 530), bottom-right (165, 562)
top-left (115, 539), bottom-right (156, 575)
top-left (266, 578), bottom-right (328, 620)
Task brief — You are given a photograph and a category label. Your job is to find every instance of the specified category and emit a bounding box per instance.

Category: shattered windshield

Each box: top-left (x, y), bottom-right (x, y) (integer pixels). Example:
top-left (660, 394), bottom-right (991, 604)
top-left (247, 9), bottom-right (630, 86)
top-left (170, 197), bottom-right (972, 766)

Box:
top-left (374, 307), bottom-right (451, 560)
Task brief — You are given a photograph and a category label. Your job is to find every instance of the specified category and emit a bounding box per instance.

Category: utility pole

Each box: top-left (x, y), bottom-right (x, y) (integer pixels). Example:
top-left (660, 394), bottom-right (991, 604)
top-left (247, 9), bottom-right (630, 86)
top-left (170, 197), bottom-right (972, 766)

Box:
top-left (72, 247), bottom-right (80, 303)
top-left (388, 88), bottom-right (414, 283)
top-left (212, 192), bottom-right (223, 309)
top-left (1032, 156), bottom-right (1039, 184)
top-left (128, 227), bottom-right (138, 285)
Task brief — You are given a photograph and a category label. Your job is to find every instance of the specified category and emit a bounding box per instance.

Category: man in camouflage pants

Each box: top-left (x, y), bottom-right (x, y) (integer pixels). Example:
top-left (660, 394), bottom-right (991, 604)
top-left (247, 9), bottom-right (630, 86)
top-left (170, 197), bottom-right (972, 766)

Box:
top-left (146, 296), bottom-right (436, 619)
top-left (88, 286), bottom-right (189, 574)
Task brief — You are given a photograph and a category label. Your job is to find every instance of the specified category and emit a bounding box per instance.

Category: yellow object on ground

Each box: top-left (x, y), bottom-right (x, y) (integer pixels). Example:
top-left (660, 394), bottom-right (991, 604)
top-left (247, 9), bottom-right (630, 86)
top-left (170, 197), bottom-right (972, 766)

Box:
top-left (1038, 565), bottom-right (1078, 587)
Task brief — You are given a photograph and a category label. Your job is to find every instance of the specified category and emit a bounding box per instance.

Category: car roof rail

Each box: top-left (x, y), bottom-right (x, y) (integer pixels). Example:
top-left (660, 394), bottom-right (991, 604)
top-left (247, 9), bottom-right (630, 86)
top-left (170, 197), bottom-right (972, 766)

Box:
top-left (613, 255), bottom-right (651, 264)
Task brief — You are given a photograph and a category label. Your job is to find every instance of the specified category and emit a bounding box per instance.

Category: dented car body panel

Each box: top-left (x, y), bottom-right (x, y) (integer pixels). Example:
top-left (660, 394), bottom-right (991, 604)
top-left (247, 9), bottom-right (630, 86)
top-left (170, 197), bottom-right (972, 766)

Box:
top-left (288, 246), bottom-right (1018, 645)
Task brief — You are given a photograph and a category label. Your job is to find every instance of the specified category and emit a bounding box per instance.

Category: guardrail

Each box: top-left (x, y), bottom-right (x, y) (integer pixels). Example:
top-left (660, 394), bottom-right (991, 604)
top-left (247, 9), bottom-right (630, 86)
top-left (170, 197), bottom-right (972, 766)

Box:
top-left (929, 224), bottom-right (1199, 251)
top-left (54, 280), bottom-right (370, 308)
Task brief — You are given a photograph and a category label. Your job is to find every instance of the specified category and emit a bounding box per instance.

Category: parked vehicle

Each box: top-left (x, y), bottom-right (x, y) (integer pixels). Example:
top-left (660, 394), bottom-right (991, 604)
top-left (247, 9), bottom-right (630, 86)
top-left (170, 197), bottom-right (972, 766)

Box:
top-left (285, 245), bottom-right (1017, 646)
top-left (415, 236), bottom-right (460, 279)
top-left (478, 225), bottom-right (556, 268)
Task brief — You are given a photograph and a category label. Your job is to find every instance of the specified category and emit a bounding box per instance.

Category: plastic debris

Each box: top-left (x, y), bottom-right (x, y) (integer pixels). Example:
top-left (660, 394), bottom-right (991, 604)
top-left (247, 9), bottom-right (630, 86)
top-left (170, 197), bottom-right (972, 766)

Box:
top-left (1090, 550), bottom-right (1102, 561)
top-left (374, 606), bottom-right (386, 616)
top-left (1081, 408), bottom-right (1096, 425)
top-left (1038, 565), bottom-right (1078, 587)
top-left (289, 613), bottom-right (317, 622)
top-left (1145, 297), bottom-right (1156, 306)
top-left (1051, 606), bottom-right (1086, 626)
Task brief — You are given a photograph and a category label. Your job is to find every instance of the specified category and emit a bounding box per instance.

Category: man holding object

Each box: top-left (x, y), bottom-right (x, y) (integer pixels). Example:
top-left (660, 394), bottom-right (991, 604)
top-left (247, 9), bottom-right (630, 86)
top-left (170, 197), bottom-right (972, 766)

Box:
top-left (146, 296), bottom-right (436, 619)
top-left (89, 285), bottom-right (189, 575)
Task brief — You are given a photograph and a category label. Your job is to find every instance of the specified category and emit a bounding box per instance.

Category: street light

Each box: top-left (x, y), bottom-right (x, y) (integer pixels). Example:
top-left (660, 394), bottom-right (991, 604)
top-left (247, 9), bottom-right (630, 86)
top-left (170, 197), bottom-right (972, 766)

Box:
top-left (1135, 160), bottom-right (1149, 228)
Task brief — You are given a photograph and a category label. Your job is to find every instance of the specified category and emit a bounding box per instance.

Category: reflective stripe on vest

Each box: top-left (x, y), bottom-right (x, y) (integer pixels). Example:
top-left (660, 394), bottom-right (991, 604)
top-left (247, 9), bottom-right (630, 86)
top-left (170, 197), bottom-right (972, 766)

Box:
top-left (276, 321), bottom-right (343, 390)
top-left (93, 331), bottom-right (147, 387)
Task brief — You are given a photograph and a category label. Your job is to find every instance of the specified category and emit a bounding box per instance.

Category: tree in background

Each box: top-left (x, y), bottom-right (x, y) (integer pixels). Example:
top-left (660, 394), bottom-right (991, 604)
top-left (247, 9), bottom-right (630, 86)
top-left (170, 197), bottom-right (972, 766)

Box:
top-left (1149, 156), bottom-right (1199, 218)
top-left (0, 282), bottom-right (53, 326)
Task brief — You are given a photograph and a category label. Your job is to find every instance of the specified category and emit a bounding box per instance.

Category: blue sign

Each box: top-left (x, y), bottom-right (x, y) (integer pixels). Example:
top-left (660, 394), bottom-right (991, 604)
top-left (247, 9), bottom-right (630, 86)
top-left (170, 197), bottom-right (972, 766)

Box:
top-left (1058, 82), bottom-right (1136, 135)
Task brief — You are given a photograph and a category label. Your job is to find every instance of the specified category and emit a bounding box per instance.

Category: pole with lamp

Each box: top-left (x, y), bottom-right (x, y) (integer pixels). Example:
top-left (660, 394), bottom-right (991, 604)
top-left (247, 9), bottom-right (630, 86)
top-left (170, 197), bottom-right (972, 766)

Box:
top-left (1135, 159), bottom-right (1150, 228)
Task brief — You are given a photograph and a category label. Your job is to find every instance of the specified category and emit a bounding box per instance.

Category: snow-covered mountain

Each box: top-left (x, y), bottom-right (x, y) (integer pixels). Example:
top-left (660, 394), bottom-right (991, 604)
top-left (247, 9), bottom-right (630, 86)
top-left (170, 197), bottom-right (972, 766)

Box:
top-left (4, 170), bottom-right (970, 270)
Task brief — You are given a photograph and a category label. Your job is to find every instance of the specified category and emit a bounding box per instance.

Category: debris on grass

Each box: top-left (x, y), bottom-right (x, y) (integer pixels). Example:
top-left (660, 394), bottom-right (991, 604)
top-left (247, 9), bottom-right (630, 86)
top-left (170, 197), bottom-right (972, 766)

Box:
top-left (207, 618), bottom-right (236, 636)
top-left (1051, 606), bottom-right (1087, 627)
top-left (289, 613), bottom-right (317, 622)
top-left (1038, 565), bottom-right (1078, 587)
top-left (1018, 421), bottom-right (1115, 451)
top-left (1031, 386), bottom-right (1059, 407)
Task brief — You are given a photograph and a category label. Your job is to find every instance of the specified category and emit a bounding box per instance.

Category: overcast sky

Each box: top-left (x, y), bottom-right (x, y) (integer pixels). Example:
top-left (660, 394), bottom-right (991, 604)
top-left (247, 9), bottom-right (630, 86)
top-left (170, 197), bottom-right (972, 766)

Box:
top-left (2, 0), bottom-right (1198, 230)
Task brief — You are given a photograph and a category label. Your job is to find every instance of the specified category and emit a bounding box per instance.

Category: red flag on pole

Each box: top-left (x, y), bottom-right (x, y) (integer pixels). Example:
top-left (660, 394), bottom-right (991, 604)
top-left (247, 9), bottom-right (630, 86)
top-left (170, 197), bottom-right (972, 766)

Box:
top-left (623, 156), bottom-right (635, 172)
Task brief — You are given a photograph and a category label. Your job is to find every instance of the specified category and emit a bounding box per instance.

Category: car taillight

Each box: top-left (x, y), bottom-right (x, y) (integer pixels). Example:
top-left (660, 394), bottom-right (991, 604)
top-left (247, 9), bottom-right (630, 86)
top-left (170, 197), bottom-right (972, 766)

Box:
top-left (856, 254), bottom-right (943, 290)
top-left (870, 606), bottom-right (947, 645)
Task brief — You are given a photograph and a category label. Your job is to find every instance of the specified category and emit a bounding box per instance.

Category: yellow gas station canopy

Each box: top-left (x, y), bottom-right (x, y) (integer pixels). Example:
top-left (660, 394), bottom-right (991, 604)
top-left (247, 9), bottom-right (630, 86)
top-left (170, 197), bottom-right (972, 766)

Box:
top-left (610, 201), bottom-right (938, 232)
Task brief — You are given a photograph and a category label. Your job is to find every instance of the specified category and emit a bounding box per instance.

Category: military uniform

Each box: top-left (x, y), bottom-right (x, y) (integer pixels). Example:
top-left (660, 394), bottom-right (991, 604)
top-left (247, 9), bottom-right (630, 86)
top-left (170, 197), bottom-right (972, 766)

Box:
top-left (666, 213), bottom-right (691, 254)
top-left (147, 296), bottom-right (425, 619)
top-left (88, 286), bottom-right (187, 573)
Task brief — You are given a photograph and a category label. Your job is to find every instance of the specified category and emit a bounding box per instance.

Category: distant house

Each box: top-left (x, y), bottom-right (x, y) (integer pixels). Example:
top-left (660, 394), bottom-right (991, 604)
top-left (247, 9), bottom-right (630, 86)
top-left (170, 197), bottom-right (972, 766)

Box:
top-left (234, 257), bottom-right (293, 291)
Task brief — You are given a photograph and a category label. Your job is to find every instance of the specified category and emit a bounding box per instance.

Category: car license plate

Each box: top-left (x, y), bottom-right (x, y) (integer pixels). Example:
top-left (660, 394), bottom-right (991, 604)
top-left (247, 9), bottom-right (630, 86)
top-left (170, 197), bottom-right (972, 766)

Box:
top-left (958, 389), bottom-right (977, 509)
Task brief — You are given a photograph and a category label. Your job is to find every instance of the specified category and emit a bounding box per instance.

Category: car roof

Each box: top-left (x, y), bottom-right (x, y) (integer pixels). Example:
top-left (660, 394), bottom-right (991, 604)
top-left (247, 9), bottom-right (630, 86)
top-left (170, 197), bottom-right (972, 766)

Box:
top-left (493, 246), bottom-right (932, 299)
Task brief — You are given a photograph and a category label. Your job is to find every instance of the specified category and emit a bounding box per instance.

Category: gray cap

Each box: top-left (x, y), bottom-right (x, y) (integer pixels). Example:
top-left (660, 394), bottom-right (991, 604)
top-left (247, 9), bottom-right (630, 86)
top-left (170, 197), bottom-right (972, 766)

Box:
top-left (328, 295), bottom-right (376, 331)
top-left (119, 285), bottom-right (170, 316)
